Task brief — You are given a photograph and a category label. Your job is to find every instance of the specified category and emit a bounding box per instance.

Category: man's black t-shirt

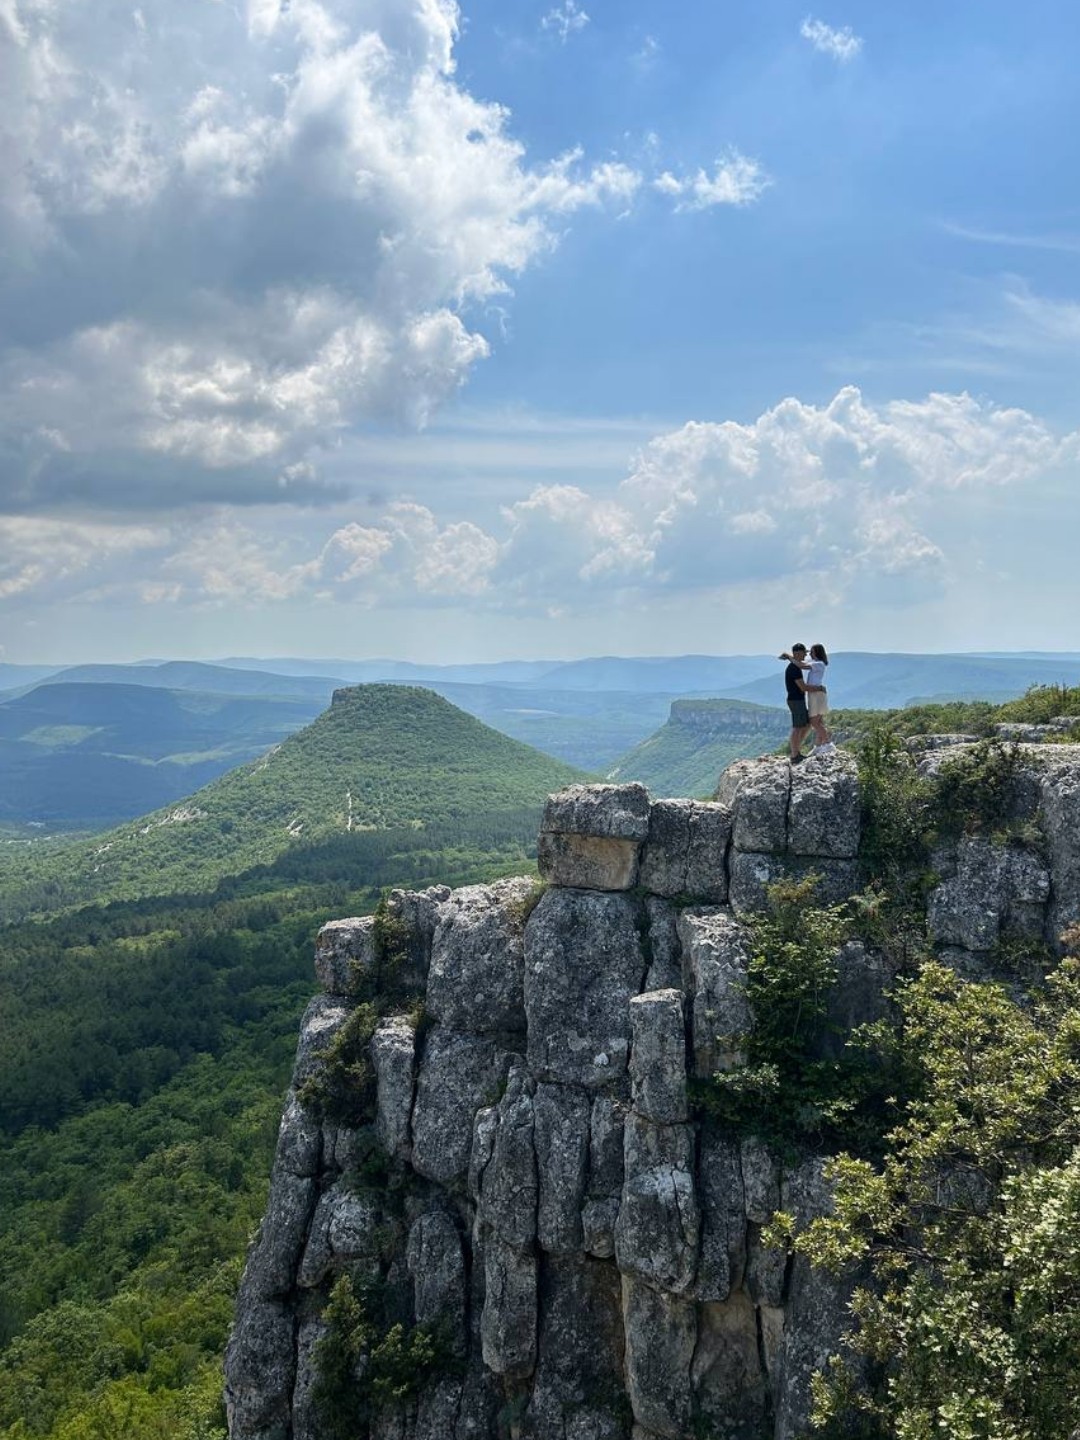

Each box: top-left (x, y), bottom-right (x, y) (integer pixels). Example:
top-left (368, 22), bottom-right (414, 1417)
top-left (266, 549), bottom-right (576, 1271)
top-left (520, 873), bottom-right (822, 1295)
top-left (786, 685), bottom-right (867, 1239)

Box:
top-left (785, 662), bottom-right (804, 704)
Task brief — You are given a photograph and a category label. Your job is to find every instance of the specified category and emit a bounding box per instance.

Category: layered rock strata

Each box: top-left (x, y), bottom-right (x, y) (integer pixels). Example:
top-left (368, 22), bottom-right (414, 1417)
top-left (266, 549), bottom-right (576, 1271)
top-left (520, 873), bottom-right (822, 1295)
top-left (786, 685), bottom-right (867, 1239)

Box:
top-left (226, 745), bottom-right (1080, 1440)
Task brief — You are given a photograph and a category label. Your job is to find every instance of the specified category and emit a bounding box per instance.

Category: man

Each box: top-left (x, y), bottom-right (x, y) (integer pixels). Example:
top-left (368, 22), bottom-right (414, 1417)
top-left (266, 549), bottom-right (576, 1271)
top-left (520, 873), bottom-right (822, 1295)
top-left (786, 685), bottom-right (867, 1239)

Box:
top-left (782, 643), bottom-right (812, 763)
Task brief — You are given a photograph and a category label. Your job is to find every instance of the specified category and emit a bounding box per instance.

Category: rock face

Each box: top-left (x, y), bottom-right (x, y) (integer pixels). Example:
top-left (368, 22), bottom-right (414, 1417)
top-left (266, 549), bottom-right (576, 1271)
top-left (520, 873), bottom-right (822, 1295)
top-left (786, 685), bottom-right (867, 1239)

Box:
top-left (227, 745), bottom-right (1080, 1440)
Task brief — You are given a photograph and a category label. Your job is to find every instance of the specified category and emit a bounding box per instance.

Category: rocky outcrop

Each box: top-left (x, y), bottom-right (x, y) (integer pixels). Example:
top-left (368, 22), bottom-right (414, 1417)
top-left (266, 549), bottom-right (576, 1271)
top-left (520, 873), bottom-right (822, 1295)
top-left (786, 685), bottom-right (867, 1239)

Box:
top-left (227, 745), bottom-right (1080, 1440)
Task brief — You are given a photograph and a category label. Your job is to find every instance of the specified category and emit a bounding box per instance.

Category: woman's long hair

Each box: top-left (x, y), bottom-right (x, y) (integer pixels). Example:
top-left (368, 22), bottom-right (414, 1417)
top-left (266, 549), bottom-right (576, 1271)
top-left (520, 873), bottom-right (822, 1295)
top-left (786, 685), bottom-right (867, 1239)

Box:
top-left (810, 643), bottom-right (829, 665)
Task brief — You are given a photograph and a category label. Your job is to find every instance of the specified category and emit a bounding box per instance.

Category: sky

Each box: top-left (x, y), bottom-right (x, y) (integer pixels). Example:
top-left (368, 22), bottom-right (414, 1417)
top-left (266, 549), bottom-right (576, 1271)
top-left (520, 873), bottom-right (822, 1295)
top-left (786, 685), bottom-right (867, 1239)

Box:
top-left (2, 0), bottom-right (1080, 665)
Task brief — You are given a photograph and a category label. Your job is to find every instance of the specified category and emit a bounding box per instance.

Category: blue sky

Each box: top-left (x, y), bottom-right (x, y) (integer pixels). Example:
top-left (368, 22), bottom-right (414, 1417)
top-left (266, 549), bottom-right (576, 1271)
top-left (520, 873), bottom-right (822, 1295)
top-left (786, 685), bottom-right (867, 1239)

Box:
top-left (1, 0), bottom-right (1079, 663)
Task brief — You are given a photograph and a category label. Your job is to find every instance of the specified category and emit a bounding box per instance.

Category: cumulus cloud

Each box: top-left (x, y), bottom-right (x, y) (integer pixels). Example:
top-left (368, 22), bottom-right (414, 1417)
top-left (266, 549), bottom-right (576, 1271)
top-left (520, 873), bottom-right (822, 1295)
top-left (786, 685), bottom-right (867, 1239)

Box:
top-left (0, 0), bottom-right (655, 513)
top-left (1, 387), bottom-right (1075, 619)
top-left (0, 0), bottom-right (769, 517)
top-left (800, 16), bottom-right (863, 62)
top-left (653, 152), bottom-right (771, 211)
top-left (541, 2), bottom-right (590, 43)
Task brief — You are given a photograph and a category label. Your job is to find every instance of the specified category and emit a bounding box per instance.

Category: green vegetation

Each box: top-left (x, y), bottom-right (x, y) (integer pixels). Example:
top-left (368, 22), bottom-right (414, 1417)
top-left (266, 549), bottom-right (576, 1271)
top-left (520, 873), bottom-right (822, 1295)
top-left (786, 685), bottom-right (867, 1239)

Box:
top-left (0, 686), bottom-right (577, 1438)
top-left (609, 698), bottom-right (788, 797)
top-left (0, 685), bottom-right (583, 920)
top-left (694, 877), bottom-right (904, 1159)
top-left (777, 954), bottom-right (1080, 1440)
top-left (314, 1271), bottom-right (458, 1437)
top-left (747, 684), bottom-right (1080, 1438)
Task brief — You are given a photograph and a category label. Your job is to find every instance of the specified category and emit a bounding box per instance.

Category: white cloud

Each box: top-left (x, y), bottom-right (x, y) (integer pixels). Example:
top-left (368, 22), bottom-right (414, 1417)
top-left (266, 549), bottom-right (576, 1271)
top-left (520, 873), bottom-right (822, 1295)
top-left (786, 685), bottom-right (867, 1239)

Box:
top-left (541, 2), bottom-right (589, 44)
top-left (2, 387), bottom-right (1074, 622)
top-left (653, 152), bottom-right (771, 211)
top-left (0, 0), bottom-right (657, 513)
top-left (800, 16), bottom-right (863, 62)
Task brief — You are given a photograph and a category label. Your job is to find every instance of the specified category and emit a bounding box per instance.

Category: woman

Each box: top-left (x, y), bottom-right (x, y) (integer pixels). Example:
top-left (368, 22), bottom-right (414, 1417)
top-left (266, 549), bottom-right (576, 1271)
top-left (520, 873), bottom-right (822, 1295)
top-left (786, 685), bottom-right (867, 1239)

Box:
top-left (780, 643), bottom-right (835, 754)
top-left (804, 644), bottom-right (834, 752)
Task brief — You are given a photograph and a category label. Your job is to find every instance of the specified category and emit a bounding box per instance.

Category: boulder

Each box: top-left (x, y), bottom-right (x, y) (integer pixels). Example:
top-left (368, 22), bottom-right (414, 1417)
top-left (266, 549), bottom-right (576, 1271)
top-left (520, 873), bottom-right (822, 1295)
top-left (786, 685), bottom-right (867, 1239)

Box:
top-left (385, 885), bottom-right (451, 993)
top-left (297, 1183), bottom-right (383, 1289)
top-left (273, 1093), bottom-right (322, 1179)
top-left (728, 851), bottom-right (858, 916)
top-left (639, 799), bottom-right (731, 902)
top-left (692, 1292), bottom-right (770, 1439)
top-left (224, 1292), bottom-right (296, 1440)
top-left (524, 1255), bottom-right (627, 1440)
top-left (583, 1096), bottom-right (628, 1259)
top-left (773, 1158), bottom-right (855, 1440)
top-left (242, 1169), bottom-right (318, 1300)
top-left (716, 758), bottom-right (790, 855)
top-left (524, 888), bottom-right (647, 1088)
top-left (427, 877), bottom-right (534, 1034)
top-left (477, 1061), bottom-right (537, 1248)
top-left (787, 749), bottom-right (860, 858)
top-left (642, 897), bottom-right (683, 991)
top-left (695, 1132), bottom-right (746, 1303)
top-left (1037, 751), bottom-right (1080, 938)
top-left (479, 1228), bottom-right (538, 1380)
top-left (291, 995), bottom-right (351, 1092)
top-left (406, 1210), bottom-right (467, 1341)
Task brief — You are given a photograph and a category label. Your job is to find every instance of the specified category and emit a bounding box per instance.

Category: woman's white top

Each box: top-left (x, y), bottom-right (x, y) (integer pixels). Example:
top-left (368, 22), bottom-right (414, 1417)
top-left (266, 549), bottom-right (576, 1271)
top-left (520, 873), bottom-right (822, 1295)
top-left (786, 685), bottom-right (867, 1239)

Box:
top-left (807, 659), bottom-right (827, 690)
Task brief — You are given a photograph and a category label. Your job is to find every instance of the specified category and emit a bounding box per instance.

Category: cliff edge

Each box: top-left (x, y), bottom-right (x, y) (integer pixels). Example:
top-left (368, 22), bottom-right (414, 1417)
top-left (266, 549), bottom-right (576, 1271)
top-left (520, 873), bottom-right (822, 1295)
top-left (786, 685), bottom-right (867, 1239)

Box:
top-left (224, 743), bottom-right (1080, 1440)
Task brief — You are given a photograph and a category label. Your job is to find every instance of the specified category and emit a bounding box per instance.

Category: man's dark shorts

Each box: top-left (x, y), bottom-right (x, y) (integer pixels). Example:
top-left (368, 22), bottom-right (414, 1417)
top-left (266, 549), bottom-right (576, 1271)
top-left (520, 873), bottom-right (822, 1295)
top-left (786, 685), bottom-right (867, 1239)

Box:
top-left (788, 697), bottom-right (810, 728)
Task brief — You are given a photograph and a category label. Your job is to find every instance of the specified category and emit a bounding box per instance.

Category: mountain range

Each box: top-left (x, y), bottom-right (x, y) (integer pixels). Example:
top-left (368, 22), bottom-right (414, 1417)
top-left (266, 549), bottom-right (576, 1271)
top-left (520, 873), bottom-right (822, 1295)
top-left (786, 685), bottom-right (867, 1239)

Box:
top-left (4, 651), bottom-right (1080, 832)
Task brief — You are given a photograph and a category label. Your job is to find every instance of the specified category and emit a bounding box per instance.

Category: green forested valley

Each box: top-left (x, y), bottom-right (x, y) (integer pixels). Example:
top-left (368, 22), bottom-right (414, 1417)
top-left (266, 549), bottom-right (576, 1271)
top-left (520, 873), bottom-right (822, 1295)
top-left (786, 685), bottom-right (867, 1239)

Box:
top-left (0, 687), bottom-right (583, 1438)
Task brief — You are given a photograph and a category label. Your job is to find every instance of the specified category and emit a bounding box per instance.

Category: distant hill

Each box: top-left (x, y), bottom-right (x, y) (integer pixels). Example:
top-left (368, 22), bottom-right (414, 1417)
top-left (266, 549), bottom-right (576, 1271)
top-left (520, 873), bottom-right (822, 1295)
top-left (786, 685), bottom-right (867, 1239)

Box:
top-left (0, 685), bottom-right (584, 916)
top-left (0, 663), bottom-right (65, 693)
top-left (0, 682), bottom-right (327, 830)
top-left (29, 660), bottom-right (342, 701)
top-left (608, 698), bottom-right (789, 797)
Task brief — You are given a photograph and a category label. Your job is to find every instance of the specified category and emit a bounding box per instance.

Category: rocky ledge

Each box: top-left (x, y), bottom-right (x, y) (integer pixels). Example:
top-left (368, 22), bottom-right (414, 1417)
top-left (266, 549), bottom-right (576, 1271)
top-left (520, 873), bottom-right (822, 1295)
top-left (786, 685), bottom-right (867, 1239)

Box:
top-left (224, 745), bottom-right (1080, 1440)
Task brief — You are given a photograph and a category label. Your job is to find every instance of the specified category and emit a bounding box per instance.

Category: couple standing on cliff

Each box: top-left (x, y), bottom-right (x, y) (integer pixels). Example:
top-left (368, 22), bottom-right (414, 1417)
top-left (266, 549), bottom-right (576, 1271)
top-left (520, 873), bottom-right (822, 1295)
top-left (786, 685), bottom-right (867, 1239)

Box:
top-left (781, 643), bottom-right (834, 763)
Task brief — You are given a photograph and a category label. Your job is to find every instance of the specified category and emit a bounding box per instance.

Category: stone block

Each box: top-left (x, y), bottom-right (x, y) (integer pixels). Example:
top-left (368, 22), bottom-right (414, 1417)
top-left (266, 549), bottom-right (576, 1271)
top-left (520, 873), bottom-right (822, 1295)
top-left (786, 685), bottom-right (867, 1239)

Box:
top-left (691, 1292), bottom-right (770, 1440)
top-left (629, 989), bottom-right (688, 1124)
top-left (411, 1028), bottom-right (510, 1187)
top-left (314, 916), bottom-right (376, 996)
top-left (525, 888), bottom-right (646, 1088)
top-left (537, 831), bottom-right (642, 891)
top-left (541, 783), bottom-right (652, 840)
top-left (676, 908), bottom-right (753, 1078)
top-left (477, 1061), bottom-right (537, 1248)
top-left (372, 1016), bottom-right (416, 1162)
top-left (427, 876), bottom-right (533, 1033)
top-left (787, 749), bottom-right (861, 858)
top-left (534, 1081), bottom-right (591, 1254)
top-left (716, 758), bottom-right (790, 855)
top-left (639, 799), bottom-right (730, 901)
top-left (695, 1132), bottom-right (745, 1302)
top-left (479, 1228), bottom-right (537, 1380)
top-left (615, 1112), bottom-right (700, 1294)
top-left (621, 1276), bottom-right (696, 1438)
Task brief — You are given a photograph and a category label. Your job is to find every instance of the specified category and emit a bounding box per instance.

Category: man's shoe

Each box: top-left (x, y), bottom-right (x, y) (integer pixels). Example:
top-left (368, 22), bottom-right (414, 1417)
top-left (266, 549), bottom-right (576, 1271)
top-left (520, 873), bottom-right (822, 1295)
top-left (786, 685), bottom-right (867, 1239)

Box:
top-left (817, 742), bottom-right (836, 755)
top-left (790, 754), bottom-right (804, 765)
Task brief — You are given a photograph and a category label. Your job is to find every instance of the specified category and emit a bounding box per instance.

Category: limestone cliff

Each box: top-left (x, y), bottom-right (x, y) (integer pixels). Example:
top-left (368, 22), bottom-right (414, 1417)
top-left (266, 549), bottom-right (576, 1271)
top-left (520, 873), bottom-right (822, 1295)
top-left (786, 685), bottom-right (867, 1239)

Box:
top-left (224, 744), bottom-right (1080, 1440)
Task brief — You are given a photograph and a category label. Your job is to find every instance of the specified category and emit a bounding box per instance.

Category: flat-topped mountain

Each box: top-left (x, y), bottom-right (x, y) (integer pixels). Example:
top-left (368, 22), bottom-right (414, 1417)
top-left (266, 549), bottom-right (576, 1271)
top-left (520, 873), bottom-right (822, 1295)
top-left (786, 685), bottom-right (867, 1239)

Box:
top-left (609, 698), bottom-right (789, 797)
